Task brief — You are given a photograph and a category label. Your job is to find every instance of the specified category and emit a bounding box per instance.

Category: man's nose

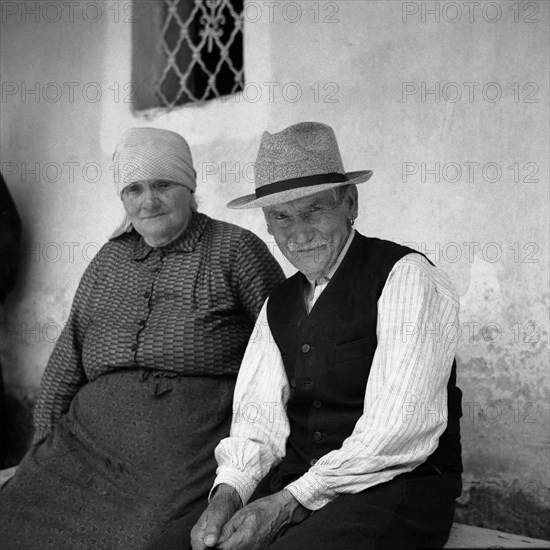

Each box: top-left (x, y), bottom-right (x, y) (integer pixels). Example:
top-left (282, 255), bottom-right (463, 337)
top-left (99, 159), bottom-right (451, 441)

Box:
top-left (289, 216), bottom-right (315, 244)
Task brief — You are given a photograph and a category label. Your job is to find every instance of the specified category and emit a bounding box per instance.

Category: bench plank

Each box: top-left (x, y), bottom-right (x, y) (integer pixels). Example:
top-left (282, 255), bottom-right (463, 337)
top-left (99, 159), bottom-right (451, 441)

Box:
top-left (445, 523), bottom-right (550, 549)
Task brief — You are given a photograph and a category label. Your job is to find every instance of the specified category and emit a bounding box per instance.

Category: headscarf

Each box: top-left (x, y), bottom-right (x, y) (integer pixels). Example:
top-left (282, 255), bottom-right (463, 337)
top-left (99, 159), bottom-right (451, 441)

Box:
top-left (110, 128), bottom-right (197, 238)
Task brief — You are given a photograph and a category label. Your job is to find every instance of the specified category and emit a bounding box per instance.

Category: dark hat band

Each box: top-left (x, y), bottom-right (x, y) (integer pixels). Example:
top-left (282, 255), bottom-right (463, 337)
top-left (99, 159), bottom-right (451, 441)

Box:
top-left (255, 172), bottom-right (348, 199)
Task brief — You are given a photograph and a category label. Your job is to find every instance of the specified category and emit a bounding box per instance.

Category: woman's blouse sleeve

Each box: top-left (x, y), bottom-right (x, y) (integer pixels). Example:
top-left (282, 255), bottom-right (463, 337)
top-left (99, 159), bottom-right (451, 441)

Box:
top-left (236, 230), bottom-right (285, 322)
top-left (32, 250), bottom-right (103, 443)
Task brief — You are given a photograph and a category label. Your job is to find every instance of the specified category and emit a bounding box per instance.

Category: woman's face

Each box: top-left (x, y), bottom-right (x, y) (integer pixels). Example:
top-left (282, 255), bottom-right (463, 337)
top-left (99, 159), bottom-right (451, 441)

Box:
top-left (121, 179), bottom-right (193, 247)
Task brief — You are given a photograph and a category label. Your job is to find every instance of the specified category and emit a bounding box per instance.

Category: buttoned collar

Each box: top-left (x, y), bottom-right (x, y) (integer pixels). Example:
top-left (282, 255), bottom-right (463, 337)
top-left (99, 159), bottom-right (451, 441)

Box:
top-left (132, 212), bottom-right (209, 260)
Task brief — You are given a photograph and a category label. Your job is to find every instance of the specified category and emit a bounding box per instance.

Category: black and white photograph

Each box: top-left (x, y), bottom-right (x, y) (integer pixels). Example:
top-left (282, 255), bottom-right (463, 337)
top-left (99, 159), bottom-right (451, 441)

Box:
top-left (0, 1), bottom-right (548, 548)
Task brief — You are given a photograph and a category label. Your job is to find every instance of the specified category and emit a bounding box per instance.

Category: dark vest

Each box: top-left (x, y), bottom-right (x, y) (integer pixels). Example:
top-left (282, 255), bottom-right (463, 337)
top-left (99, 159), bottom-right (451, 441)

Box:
top-left (267, 232), bottom-right (462, 481)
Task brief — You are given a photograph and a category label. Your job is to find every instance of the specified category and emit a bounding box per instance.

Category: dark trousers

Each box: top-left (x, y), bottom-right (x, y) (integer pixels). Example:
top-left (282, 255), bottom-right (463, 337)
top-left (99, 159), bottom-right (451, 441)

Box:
top-left (147, 465), bottom-right (461, 550)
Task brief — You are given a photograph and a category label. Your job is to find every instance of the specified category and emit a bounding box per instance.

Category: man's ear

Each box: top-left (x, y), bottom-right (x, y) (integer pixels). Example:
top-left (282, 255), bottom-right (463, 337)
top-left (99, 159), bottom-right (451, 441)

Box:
top-left (345, 186), bottom-right (359, 220)
top-left (349, 201), bottom-right (359, 221)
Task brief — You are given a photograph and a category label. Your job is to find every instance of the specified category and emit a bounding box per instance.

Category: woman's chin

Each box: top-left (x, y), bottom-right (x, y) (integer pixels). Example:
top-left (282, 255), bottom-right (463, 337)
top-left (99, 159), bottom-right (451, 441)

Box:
top-left (143, 234), bottom-right (174, 247)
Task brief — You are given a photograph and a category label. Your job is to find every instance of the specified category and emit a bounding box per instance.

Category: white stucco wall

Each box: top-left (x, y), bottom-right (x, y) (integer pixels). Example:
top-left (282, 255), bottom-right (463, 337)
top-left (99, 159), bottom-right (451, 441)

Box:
top-left (1, 0), bottom-right (548, 519)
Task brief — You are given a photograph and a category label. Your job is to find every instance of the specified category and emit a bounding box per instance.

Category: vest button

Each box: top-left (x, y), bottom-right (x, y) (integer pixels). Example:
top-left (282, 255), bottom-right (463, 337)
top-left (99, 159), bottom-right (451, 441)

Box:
top-left (312, 400), bottom-right (322, 408)
top-left (313, 431), bottom-right (323, 441)
top-left (310, 458), bottom-right (318, 466)
top-left (301, 343), bottom-right (311, 353)
top-left (130, 343), bottom-right (138, 351)
top-left (143, 291), bottom-right (151, 299)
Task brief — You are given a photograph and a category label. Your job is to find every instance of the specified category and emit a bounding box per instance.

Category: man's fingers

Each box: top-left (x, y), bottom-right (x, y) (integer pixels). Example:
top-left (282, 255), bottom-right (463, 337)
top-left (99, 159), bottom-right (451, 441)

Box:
top-left (191, 504), bottom-right (230, 549)
top-left (215, 514), bottom-right (241, 546)
top-left (214, 527), bottom-right (234, 547)
top-left (217, 527), bottom-right (250, 550)
top-left (191, 486), bottom-right (241, 549)
top-left (216, 513), bottom-right (256, 550)
top-left (190, 512), bottom-right (209, 550)
top-left (202, 505), bottom-right (233, 547)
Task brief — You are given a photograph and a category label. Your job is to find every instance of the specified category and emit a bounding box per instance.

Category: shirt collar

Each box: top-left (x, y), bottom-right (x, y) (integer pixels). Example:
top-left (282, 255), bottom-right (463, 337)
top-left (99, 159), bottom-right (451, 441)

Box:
top-left (132, 212), bottom-right (209, 260)
top-left (306, 228), bottom-right (356, 286)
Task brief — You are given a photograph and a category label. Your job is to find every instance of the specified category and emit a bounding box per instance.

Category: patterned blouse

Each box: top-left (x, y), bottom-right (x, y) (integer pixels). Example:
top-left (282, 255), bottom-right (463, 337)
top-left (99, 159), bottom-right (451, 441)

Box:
top-left (33, 213), bottom-right (285, 440)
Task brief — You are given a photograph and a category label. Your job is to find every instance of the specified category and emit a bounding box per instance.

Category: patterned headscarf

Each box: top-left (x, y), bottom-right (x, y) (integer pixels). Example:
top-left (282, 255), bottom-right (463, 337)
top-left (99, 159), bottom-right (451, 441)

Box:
top-left (110, 128), bottom-right (197, 238)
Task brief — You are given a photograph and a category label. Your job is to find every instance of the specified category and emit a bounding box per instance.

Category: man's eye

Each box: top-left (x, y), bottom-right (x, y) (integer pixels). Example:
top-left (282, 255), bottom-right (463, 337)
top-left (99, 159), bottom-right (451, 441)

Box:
top-left (307, 206), bottom-right (325, 217)
top-left (275, 214), bottom-right (288, 220)
top-left (158, 182), bottom-right (171, 189)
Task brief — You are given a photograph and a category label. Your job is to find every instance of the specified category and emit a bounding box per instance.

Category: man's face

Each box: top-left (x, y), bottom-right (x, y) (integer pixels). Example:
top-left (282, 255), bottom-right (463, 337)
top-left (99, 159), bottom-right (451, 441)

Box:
top-left (264, 189), bottom-right (357, 281)
top-left (121, 179), bottom-right (193, 247)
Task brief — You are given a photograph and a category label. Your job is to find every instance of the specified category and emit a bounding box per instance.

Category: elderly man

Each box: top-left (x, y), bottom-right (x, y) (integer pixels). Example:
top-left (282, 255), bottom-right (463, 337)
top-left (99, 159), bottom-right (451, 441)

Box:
top-left (151, 122), bottom-right (462, 550)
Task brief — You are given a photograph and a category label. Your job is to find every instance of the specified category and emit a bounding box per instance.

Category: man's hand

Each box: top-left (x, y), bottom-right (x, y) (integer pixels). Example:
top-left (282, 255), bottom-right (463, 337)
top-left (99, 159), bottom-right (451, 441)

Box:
top-left (214, 489), bottom-right (310, 550)
top-left (191, 483), bottom-right (243, 550)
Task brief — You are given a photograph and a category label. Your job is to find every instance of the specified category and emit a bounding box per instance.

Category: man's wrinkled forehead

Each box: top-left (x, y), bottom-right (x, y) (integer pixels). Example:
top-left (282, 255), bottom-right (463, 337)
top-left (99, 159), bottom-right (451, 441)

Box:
top-left (263, 190), bottom-right (334, 216)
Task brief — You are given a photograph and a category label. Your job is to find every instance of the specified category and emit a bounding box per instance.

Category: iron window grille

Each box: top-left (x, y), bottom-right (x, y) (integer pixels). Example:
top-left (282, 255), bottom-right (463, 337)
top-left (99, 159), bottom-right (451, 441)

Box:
top-left (133, 0), bottom-right (244, 110)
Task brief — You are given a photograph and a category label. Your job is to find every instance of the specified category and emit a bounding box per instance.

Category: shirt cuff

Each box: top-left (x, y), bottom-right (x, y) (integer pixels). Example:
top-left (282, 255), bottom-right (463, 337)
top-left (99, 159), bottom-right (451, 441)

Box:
top-left (285, 471), bottom-right (338, 511)
top-left (210, 466), bottom-right (259, 506)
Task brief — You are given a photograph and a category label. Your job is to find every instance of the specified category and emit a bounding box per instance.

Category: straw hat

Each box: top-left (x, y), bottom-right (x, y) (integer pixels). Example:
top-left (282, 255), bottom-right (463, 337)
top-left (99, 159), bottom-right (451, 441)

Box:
top-left (227, 122), bottom-right (372, 209)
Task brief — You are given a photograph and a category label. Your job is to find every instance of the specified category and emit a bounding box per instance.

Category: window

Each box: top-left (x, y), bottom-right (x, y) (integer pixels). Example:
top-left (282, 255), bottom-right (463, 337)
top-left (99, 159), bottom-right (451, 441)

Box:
top-left (133, 0), bottom-right (244, 110)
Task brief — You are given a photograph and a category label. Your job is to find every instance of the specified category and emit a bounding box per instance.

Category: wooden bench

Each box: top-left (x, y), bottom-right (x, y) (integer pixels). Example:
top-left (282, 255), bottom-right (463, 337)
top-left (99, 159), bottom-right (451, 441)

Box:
top-left (2, 466), bottom-right (549, 548)
top-left (444, 523), bottom-right (550, 548)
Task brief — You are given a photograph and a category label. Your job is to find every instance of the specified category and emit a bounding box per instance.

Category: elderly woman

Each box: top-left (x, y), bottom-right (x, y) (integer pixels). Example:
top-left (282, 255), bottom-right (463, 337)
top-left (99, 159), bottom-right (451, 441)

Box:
top-left (0, 128), bottom-right (285, 549)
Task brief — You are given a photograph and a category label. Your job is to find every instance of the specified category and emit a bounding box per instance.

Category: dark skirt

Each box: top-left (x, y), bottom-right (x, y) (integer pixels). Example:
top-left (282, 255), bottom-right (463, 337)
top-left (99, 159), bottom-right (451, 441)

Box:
top-left (0, 369), bottom-right (236, 550)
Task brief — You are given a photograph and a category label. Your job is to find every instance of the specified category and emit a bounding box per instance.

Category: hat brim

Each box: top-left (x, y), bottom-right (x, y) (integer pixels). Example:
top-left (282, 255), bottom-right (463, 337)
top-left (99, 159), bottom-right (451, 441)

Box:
top-left (226, 170), bottom-right (373, 209)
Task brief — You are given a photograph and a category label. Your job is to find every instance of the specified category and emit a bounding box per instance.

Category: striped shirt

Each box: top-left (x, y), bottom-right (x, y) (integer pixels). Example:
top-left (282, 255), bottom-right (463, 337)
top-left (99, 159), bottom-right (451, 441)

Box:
top-left (213, 232), bottom-right (460, 511)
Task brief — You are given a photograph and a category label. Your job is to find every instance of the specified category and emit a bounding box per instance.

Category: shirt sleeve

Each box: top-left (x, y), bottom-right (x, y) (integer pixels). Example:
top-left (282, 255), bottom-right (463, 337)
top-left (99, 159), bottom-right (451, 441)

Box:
top-left (32, 251), bottom-right (103, 442)
top-left (285, 254), bottom-right (460, 510)
top-left (236, 230), bottom-right (286, 322)
top-left (212, 299), bottom-right (291, 505)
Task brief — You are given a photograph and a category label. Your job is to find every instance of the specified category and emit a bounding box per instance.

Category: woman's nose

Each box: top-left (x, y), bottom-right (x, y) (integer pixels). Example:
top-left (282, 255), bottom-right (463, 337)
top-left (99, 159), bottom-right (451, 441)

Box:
top-left (142, 187), bottom-right (160, 206)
